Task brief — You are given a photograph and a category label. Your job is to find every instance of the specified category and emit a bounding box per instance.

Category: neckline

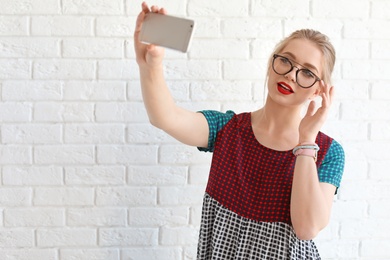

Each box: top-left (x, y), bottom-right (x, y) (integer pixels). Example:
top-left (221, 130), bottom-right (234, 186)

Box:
top-left (248, 112), bottom-right (294, 153)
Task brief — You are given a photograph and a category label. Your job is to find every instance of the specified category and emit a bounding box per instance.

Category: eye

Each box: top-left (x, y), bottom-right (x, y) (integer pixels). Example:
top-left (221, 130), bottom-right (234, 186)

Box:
top-left (280, 57), bottom-right (290, 64)
top-left (300, 69), bottom-right (315, 79)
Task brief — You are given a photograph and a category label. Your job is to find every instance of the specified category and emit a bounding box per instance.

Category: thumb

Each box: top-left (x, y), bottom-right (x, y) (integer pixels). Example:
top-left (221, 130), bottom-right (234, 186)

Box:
top-left (305, 100), bottom-right (317, 117)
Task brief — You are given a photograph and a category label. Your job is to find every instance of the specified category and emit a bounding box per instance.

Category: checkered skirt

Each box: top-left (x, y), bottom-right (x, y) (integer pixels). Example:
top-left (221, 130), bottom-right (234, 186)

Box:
top-left (197, 193), bottom-right (321, 260)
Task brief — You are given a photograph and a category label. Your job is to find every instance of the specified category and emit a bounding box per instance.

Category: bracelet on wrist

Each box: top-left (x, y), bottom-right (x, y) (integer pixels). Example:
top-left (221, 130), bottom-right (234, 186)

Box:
top-left (292, 143), bottom-right (319, 162)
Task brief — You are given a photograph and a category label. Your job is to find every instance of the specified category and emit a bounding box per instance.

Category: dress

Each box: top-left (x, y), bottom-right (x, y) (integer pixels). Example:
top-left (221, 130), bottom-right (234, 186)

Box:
top-left (196, 110), bottom-right (345, 260)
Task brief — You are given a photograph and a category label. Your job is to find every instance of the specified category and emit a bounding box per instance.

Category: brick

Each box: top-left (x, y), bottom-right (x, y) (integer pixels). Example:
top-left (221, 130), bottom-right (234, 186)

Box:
top-left (344, 20), bottom-right (390, 39)
top-left (97, 59), bottom-right (135, 79)
top-left (188, 165), bottom-right (209, 185)
top-left (97, 145), bottom-right (157, 164)
top-left (0, 229), bottom-right (34, 247)
top-left (315, 239), bottom-right (359, 259)
top-left (96, 17), bottom-right (133, 37)
top-left (221, 18), bottom-right (282, 39)
top-left (63, 80), bottom-right (126, 101)
top-left (0, 145), bottom-right (32, 164)
top-left (224, 60), bottom-right (265, 80)
top-left (252, 0), bottom-right (309, 17)
top-left (99, 228), bottom-right (158, 246)
top-left (0, 0), bottom-right (60, 14)
top-left (331, 200), bottom-right (368, 220)
top-left (188, 0), bottom-right (248, 16)
top-left (96, 187), bottom-right (157, 206)
top-left (34, 102), bottom-right (94, 122)
top-left (0, 16), bottom-right (28, 36)
top-left (0, 102), bottom-right (32, 122)
top-left (60, 249), bottom-right (119, 260)
top-left (122, 248), bottom-right (183, 260)
top-left (160, 226), bottom-right (199, 246)
top-left (370, 161), bottom-right (390, 180)
top-left (0, 249), bottom-right (56, 260)
top-left (372, 0), bottom-right (390, 19)
top-left (313, 0), bottom-right (369, 18)
top-left (2, 80), bottom-right (62, 101)
top-left (0, 38), bottom-right (60, 58)
top-left (62, 0), bottom-right (123, 15)
top-left (0, 188), bottom-right (31, 206)
top-left (2, 124), bottom-right (61, 144)
top-left (370, 121), bottom-right (390, 140)
top-left (332, 80), bottom-right (369, 100)
top-left (37, 228), bottom-right (96, 247)
top-left (31, 16), bottom-right (93, 36)
top-left (65, 166), bottom-right (126, 185)
top-left (4, 209), bottom-right (64, 227)
top-left (2, 166), bottom-right (63, 186)
top-left (361, 240), bottom-right (390, 258)
top-left (95, 102), bottom-right (148, 122)
top-left (369, 200), bottom-right (390, 218)
top-left (340, 219), bottom-right (390, 239)
top-left (372, 40), bottom-right (390, 59)
top-left (67, 208), bottom-right (126, 226)
top-left (128, 166), bottom-right (187, 186)
top-left (190, 39), bottom-right (249, 59)
top-left (62, 38), bottom-right (123, 58)
top-left (191, 80), bottom-right (253, 101)
top-left (64, 124), bottom-right (125, 144)
top-left (33, 60), bottom-right (95, 80)
top-left (126, 0), bottom-right (187, 16)
top-left (191, 17), bottom-right (219, 38)
top-left (34, 145), bottom-right (95, 165)
top-left (159, 186), bottom-right (205, 205)
top-left (339, 180), bottom-right (390, 200)
top-left (127, 124), bottom-right (175, 144)
top-left (372, 81), bottom-right (390, 100)
top-left (159, 145), bottom-right (212, 165)
top-left (284, 19), bottom-right (344, 40)
top-left (34, 187), bottom-right (94, 206)
top-left (0, 59), bottom-right (30, 79)
top-left (129, 207), bottom-right (189, 227)
top-left (165, 60), bottom-right (221, 80)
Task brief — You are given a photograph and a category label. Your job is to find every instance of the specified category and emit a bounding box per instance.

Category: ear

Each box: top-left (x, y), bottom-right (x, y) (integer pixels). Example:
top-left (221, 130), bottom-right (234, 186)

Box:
top-left (308, 84), bottom-right (322, 100)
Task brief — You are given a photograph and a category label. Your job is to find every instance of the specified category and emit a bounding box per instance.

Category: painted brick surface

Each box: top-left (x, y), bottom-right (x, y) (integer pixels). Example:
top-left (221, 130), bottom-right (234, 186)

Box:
top-left (0, 0), bottom-right (389, 259)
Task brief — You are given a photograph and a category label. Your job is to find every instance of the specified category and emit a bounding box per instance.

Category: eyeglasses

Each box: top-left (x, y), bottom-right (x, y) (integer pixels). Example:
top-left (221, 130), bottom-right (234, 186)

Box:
top-left (272, 54), bottom-right (321, 88)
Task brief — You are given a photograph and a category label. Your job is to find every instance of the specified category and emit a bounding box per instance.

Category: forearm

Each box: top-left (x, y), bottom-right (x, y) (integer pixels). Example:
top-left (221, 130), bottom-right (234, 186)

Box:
top-left (290, 155), bottom-right (330, 240)
top-left (139, 66), bottom-right (178, 129)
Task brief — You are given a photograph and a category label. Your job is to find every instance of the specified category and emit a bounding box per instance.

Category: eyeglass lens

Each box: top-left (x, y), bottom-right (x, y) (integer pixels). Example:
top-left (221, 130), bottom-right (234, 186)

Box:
top-left (273, 55), bottom-right (317, 88)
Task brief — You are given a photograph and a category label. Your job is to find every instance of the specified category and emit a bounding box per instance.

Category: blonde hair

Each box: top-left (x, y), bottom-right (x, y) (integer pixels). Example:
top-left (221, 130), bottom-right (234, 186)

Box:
top-left (267, 29), bottom-right (336, 85)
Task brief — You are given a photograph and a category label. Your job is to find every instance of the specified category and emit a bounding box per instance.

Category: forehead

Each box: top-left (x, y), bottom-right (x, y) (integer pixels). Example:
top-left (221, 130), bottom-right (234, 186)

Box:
top-left (280, 39), bottom-right (323, 74)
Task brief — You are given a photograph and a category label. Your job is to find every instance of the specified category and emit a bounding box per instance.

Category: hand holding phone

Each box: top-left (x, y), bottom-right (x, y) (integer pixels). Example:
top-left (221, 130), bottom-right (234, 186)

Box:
top-left (139, 13), bottom-right (195, 53)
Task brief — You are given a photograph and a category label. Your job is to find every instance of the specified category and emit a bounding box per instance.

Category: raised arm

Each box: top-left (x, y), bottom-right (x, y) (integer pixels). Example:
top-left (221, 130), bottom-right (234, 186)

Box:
top-left (134, 2), bottom-right (209, 148)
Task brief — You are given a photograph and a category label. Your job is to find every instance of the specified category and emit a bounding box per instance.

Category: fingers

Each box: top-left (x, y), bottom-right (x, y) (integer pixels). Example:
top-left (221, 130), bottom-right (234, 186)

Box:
top-left (320, 80), bottom-right (334, 109)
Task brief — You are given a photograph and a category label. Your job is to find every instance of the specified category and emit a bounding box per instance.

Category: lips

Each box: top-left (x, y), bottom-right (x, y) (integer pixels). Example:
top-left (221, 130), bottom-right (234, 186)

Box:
top-left (277, 82), bottom-right (294, 95)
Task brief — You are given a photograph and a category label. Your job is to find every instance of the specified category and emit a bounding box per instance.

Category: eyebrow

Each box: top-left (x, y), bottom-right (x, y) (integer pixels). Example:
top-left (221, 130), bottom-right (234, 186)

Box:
top-left (281, 51), bottom-right (319, 74)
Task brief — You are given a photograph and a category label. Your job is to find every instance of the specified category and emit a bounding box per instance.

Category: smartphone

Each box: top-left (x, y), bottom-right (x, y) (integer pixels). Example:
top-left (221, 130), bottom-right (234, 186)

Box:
top-left (139, 13), bottom-right (195, 53)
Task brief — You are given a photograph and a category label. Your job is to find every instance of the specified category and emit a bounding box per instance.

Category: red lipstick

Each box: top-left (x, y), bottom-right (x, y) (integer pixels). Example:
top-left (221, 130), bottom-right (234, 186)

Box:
top-left (277, 82), bottom-right (294, 95)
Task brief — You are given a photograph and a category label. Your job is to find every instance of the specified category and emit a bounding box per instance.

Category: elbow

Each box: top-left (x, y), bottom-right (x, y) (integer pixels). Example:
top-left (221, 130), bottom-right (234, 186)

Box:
top-left (292, 220), bottom-right (328, 240)
top-left (294, 226), bottom-right (320, 241)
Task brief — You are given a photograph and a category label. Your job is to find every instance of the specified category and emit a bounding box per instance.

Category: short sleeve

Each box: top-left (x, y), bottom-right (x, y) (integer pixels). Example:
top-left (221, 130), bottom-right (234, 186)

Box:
top-left (318, 140), bottom-right (345, 192)
top-left (197, 110), bottom-right (235, 152)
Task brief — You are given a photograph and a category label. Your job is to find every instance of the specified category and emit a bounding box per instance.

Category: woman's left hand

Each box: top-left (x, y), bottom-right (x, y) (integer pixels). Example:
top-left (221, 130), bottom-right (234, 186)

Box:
top-left (298, 81), bottom-right (334, 143)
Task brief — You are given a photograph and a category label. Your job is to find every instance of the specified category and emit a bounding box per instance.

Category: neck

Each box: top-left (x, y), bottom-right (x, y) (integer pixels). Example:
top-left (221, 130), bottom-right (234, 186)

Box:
top-left (255, 96), bottom-right (302, 131)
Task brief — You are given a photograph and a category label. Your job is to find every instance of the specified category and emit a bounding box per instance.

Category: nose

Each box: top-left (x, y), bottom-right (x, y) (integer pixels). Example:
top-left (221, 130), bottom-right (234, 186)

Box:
top-left (284, 66), bottom-right (299, 82)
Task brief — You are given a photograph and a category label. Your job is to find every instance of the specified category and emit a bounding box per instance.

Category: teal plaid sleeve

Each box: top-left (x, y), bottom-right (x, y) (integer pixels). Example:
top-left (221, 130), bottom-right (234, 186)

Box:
top-left (197, 110), bottom-right (235, 152)
top-left (318, 140), bottom-right (345, 192)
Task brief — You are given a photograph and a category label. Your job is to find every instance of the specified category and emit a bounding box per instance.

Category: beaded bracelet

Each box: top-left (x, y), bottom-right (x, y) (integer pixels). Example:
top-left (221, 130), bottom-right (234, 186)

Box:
top-left (292, 143), bottom-right (319, 155)
top-left (292, 143), bottom-right (320, 162)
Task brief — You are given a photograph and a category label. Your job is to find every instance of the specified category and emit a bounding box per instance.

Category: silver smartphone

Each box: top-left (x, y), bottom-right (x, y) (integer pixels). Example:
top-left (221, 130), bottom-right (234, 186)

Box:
top-left (139, 13), bottom-right (195, 53)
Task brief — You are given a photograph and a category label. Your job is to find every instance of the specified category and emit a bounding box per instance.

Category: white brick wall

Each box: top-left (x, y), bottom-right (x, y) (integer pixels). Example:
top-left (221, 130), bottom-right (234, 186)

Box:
top-left (0, 0), bottom-right (388, 259)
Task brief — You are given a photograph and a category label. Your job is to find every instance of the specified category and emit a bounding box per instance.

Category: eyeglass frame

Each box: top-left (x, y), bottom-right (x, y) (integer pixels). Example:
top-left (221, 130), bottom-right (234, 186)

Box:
top-left (272, 54), bottom-right (321, 88)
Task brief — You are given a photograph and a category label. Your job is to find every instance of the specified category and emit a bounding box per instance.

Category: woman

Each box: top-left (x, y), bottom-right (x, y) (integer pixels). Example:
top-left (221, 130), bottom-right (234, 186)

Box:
top-left (134, 2), bottom-right (345, 259)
